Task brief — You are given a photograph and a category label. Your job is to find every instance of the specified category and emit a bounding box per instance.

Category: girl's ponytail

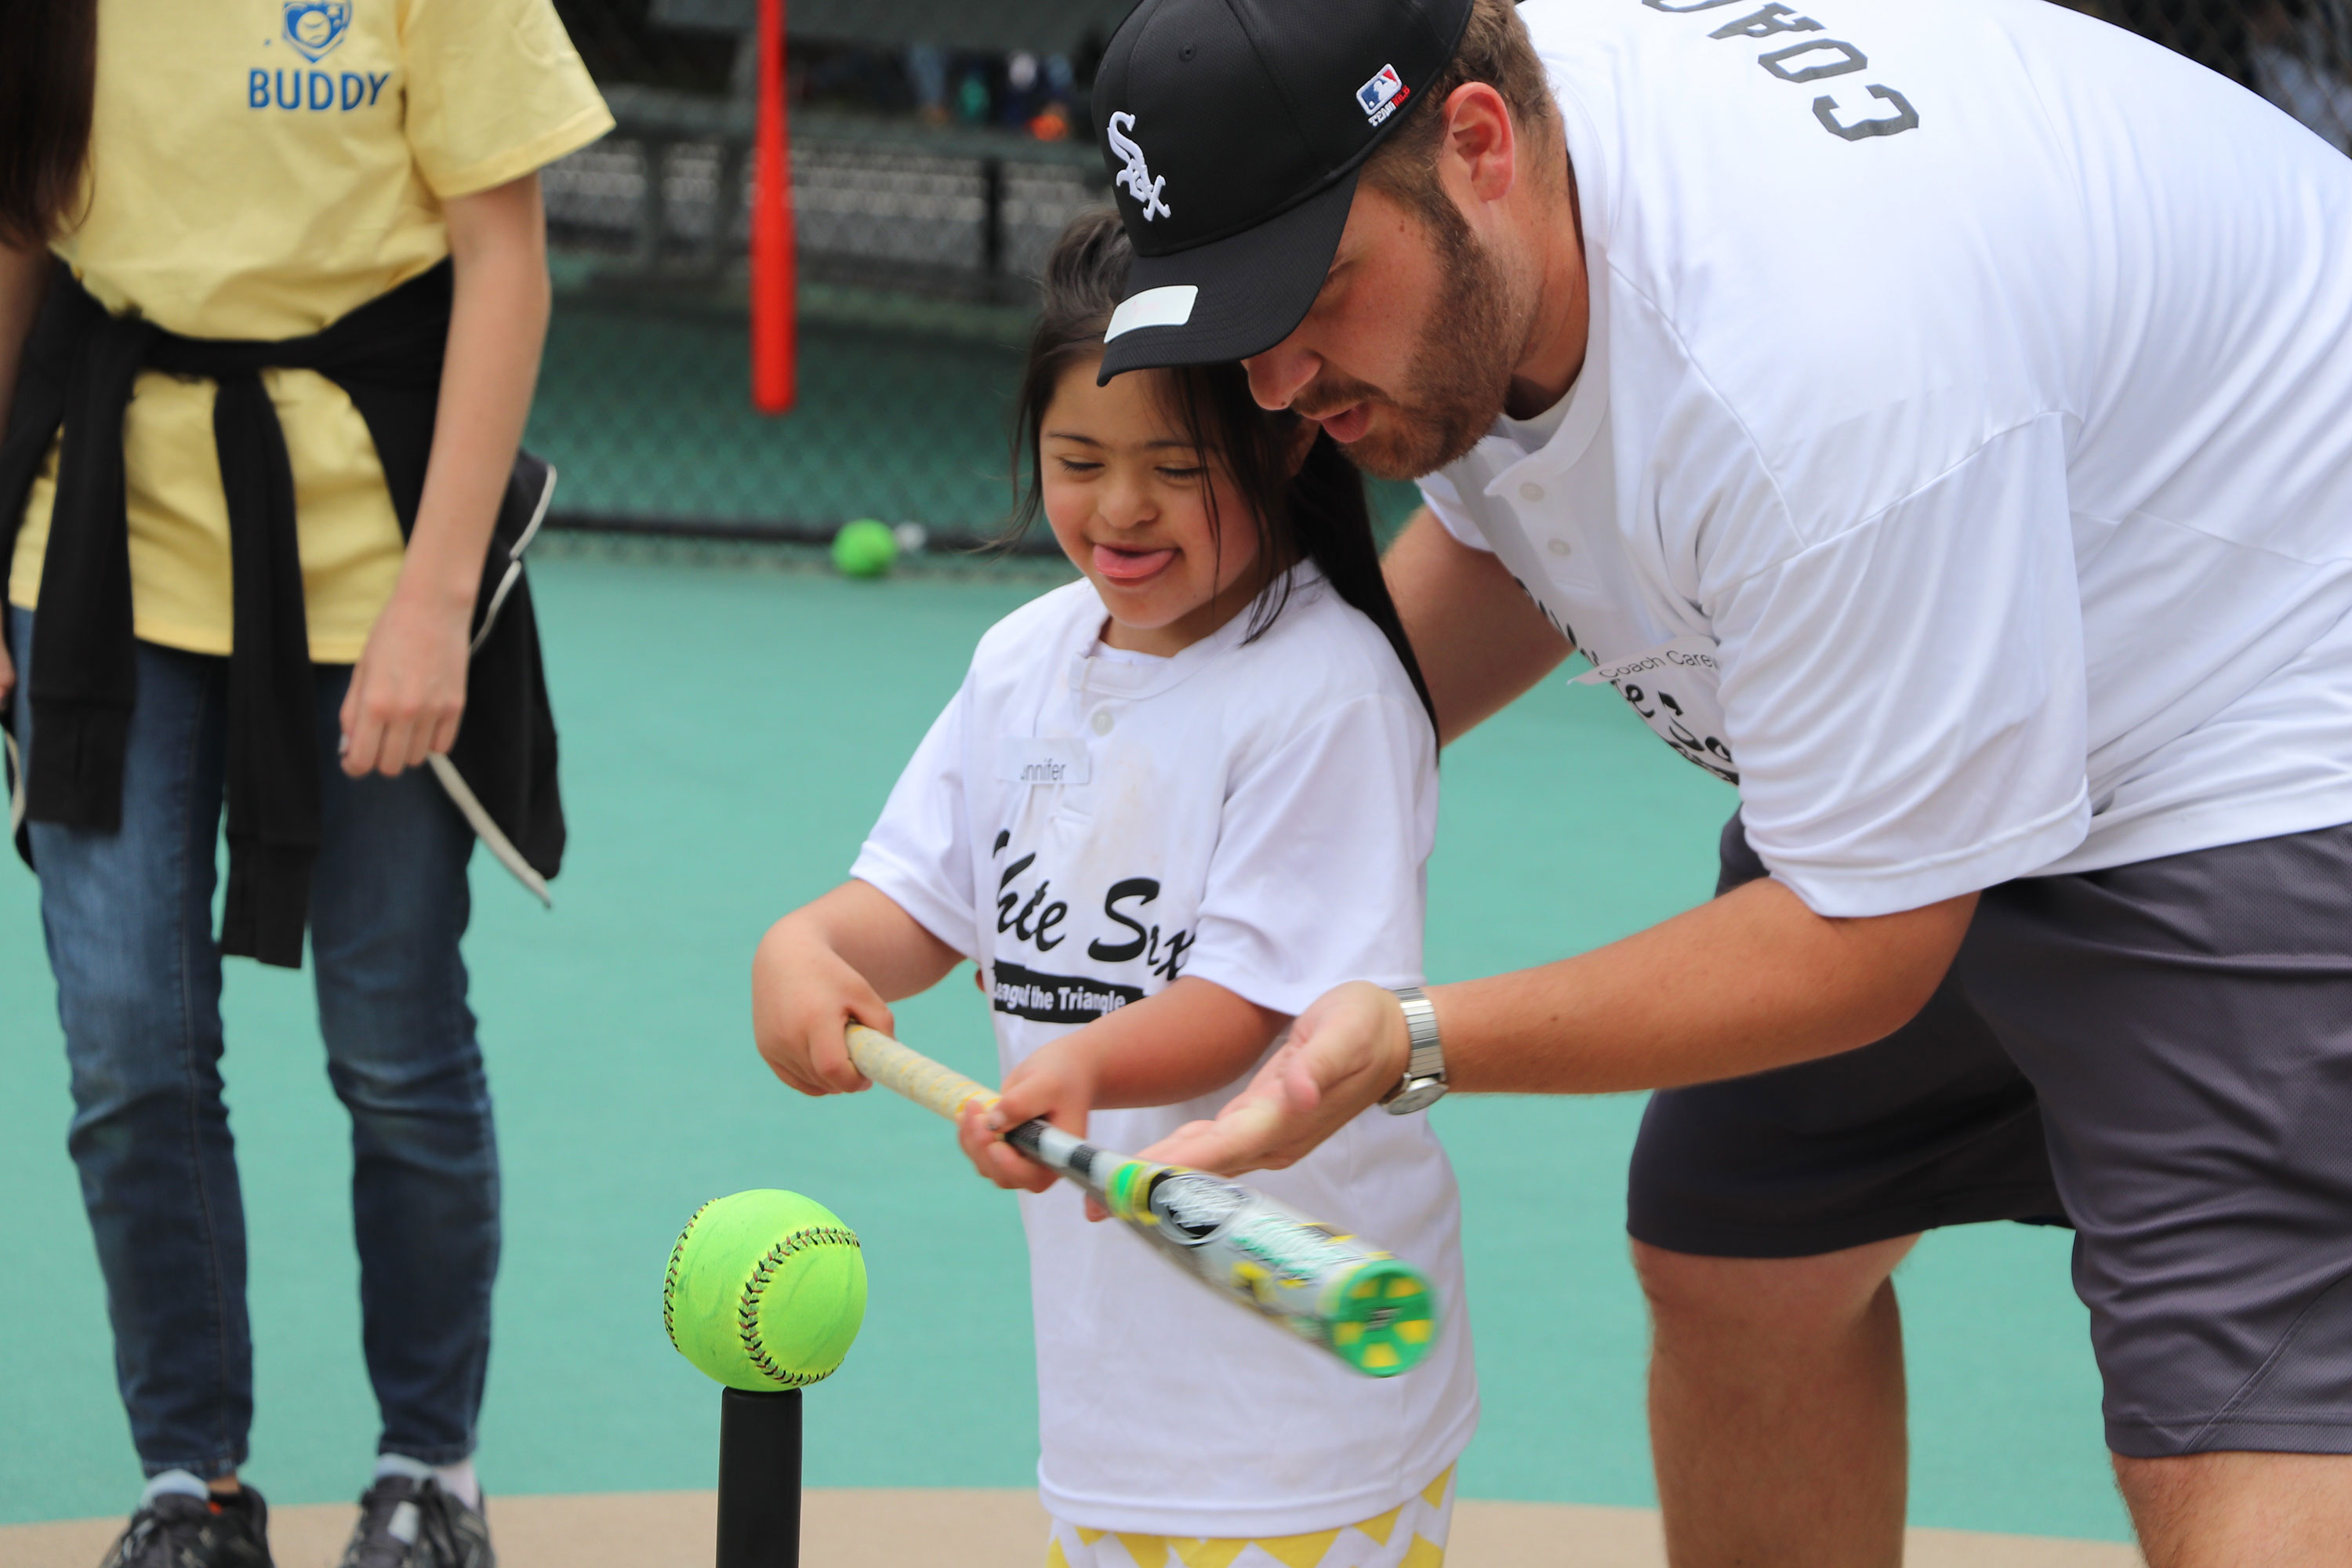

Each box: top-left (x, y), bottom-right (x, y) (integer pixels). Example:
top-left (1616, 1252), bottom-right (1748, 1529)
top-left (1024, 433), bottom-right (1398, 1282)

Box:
top-left (0, 0), bottom-right (97, 247)
top-left (1283, 437), bottom-right (1440, 749)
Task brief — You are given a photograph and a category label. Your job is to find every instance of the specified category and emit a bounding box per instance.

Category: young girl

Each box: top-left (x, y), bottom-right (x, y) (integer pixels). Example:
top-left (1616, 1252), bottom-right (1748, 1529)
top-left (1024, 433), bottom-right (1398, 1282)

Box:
top-left (1, 3), bottom-right (604, 1563)
top-left (753, 210), bottom-right (1479, 1566)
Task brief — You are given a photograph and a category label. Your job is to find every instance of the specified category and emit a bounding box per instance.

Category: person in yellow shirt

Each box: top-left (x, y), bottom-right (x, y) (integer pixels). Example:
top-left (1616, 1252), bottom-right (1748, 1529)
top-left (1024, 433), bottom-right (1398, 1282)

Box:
top-left (0, 3), bottom-right (611, 1564)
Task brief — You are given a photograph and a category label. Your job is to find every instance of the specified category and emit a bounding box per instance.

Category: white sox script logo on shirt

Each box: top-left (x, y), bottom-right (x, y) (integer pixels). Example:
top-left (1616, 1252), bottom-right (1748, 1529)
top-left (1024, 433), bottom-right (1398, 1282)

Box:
top-left (986, 832), bottom-right (1195, 1022)
top-left (1105, 112), bottom-right (1172, 221)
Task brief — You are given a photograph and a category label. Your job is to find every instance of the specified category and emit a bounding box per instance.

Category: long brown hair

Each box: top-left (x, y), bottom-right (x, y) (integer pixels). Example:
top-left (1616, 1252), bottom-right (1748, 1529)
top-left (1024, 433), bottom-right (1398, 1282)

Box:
top-left (1011, 209), bottom-right (1439, 746)
top-left (0, 0), bottom-right (98, 247)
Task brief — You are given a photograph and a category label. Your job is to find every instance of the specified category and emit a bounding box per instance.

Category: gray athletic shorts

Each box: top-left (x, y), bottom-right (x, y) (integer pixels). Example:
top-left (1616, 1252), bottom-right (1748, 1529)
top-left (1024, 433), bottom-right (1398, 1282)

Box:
top-left (1628, 812), bottom-right (2352, 1458)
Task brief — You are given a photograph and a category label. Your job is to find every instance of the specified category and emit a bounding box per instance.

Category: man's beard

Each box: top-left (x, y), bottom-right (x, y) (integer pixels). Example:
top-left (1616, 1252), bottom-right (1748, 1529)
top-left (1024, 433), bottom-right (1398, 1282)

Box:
top-left (1305, 215), bottom-right (1523, 482)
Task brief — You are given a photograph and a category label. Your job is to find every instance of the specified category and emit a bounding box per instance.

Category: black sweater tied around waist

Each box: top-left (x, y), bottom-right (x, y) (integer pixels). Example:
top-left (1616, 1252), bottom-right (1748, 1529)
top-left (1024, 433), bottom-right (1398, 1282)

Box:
top-left (0, 260), bottom-right (564, 967)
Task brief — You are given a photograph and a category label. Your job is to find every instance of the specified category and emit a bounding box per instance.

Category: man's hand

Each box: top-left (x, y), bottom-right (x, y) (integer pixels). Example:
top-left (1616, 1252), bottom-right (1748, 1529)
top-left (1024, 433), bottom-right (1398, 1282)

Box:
top-left (0, 638), bottom-right (14, 713)
top-left (1142, 981), bottom-right (1411, 1176)
top-left (338, 589), bottom-right (470, 776)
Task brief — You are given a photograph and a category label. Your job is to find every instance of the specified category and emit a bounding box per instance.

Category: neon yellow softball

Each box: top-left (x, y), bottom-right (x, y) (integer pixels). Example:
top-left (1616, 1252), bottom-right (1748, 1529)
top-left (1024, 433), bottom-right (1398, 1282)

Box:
top-left (662, 1190), bottom-right (867, 1391)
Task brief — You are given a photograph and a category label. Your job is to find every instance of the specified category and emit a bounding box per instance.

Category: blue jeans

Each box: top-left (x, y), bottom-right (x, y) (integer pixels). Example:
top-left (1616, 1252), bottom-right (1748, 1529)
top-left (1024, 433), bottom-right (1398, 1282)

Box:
top-left (9, 612), bottom-right (498, 1479)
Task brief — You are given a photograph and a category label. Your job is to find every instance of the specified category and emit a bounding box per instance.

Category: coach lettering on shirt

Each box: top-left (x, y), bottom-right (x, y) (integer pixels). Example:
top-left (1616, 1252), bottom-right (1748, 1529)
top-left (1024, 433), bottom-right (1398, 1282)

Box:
top-left (1086, 0), bottom-right (2352, 1562)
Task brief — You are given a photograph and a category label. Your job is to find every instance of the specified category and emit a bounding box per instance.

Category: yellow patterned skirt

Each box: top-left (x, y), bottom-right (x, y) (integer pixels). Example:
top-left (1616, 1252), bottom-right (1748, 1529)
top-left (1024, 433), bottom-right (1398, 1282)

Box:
top-left (1045, 1468), bottom-right (1454, 1568)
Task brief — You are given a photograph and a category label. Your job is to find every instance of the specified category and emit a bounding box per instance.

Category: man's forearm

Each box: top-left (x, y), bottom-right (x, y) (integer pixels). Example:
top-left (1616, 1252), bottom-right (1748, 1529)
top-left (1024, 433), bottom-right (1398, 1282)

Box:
top-left (1436, 877), bottom-right (1977, 1094)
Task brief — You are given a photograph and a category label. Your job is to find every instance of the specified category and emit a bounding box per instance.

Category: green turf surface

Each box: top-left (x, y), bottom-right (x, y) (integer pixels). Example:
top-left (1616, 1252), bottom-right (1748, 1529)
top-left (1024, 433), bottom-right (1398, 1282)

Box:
top-left (0, 551), bottom-right (2124, 1539)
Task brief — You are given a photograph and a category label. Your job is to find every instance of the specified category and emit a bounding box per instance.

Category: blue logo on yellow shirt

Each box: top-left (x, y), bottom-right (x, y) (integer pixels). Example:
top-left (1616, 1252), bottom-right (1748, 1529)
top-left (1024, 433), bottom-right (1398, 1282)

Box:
top-left (283, 1), bottom-right (350, 63)
top-left (251, 1), bottom-right (387, 113)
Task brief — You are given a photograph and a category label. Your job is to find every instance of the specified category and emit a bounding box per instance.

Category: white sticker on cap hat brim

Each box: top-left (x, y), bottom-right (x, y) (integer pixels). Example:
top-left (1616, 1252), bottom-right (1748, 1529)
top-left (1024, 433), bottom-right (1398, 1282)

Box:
top-left (1104, 285), bottom-right (1200, 342)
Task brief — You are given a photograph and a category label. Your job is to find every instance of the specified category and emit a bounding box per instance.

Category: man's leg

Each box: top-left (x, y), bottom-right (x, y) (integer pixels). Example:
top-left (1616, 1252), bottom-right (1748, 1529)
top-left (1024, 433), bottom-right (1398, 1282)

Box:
top-left (305, 663), bottom-right (497, 1474)
top-left (1957, 823), bottom-right (2352, 1568)
top-left (1639, 1236), bottom-right (1917, 1568)
top-left (1628, 814), bottom-right (2065, 1566)
top-left (2116, 1453), bottom-right (2352, 1566)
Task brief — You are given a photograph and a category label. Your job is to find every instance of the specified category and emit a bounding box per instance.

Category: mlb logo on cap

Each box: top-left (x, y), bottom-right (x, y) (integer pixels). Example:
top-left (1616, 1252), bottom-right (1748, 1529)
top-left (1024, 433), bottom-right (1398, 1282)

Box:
top-left (1357, 64), bottom-right (1410, 125)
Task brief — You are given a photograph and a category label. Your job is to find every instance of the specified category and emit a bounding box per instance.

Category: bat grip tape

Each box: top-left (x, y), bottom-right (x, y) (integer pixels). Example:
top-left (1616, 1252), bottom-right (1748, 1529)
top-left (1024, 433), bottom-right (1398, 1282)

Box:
top-left (844, 1024), bottom-right (998, 1120)
top-left (842, 1025), bottom-right (1103, 1184)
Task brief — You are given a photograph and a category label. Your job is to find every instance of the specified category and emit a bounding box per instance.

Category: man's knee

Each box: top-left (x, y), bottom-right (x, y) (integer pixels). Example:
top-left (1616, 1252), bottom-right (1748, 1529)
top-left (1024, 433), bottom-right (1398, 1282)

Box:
top-left (2115, 1450), bottom-right (2352, 1566)
top-left (1633, 1234), bottom-right (1918, 1343)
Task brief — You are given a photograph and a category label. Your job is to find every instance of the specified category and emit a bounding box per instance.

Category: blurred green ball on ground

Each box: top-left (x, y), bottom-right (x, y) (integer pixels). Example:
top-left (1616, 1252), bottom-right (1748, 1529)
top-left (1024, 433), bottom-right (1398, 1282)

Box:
top-left (832, 519), bottom-right (898, 579)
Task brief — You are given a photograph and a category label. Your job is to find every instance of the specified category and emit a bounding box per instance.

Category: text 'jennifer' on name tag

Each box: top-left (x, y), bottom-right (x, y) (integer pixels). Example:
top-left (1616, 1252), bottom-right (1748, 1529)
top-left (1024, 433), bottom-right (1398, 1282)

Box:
top-left (996, 737), bottom-right (1091, 788)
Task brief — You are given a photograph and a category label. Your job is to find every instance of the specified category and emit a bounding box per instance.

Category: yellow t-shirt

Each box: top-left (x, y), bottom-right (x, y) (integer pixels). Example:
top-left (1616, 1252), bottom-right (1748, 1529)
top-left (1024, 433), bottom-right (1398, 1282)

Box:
top-left (8, 0), bottom-right (612, 661)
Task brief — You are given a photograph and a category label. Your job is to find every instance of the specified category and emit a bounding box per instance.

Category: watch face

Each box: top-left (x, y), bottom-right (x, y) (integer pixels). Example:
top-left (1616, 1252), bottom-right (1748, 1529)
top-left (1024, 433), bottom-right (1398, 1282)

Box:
top-left (1384, 1079), bottom-right (1446, 1116)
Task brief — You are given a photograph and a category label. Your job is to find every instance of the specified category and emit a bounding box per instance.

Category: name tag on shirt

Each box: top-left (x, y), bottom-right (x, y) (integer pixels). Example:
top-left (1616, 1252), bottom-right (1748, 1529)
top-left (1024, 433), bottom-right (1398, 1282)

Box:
top-left (996, 737), bottom-right (1091, 788)
top-left (1576, 635), bottom-right (1738, 784)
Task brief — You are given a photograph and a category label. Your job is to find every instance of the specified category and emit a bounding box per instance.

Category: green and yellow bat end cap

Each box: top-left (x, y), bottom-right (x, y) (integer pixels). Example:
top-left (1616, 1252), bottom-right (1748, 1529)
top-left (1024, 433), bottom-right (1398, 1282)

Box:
top-left (1324, 1259), bottom-right (1438, 1377)
top-left (663, 1190), bottom-right (867, 1391)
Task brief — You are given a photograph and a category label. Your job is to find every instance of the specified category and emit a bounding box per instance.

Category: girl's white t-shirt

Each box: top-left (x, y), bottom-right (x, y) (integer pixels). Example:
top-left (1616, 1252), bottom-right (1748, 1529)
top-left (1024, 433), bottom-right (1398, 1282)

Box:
top-left (852, 569), bottom-right (1478, 1537)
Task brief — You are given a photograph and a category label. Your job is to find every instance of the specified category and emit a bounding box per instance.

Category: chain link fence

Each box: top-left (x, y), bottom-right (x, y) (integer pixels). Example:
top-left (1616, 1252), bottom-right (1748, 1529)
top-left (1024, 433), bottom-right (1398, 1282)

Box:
top-left (529, 0), bottom-right (2352, 557)
top-left (533, 0), bottom-right (1123, 557)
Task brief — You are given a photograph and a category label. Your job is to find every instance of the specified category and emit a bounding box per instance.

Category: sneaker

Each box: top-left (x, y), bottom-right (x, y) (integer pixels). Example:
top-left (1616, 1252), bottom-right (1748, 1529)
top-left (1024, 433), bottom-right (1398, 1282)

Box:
top-left (100, 1487), bottom-right (274, 1568)
top-left (336, 1475), bottom-right (493, 1568)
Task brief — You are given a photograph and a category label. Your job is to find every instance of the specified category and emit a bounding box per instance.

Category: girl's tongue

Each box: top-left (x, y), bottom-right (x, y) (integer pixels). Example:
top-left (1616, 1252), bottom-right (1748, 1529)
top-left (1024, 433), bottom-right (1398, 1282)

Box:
top-left (1094, 543), bottom-right (1177, 583)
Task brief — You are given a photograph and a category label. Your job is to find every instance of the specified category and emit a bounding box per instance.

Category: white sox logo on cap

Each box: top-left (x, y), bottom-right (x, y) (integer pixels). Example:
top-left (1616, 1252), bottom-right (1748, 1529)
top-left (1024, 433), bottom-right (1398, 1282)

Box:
top-left (1090, 0), bottom-right (1472, 379)
top-left (1105, 113), bottom-right (1173, 222)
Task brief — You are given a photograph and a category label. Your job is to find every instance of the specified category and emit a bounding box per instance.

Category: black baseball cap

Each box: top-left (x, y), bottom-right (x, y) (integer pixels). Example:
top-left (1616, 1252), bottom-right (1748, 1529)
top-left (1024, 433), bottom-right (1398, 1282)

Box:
top-left (1091, 0), bottom-right (1475, 382)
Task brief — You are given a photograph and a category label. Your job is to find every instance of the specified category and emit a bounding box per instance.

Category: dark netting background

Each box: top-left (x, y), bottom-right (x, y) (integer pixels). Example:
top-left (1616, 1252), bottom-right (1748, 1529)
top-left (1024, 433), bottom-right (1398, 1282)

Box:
top-left (533, 0), bottom-right (2352, 557)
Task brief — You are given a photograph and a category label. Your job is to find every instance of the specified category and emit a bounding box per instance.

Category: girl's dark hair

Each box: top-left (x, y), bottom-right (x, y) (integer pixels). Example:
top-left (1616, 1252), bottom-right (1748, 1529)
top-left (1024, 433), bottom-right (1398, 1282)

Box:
top-left (1011, 209), bottom-right (1439, 746)
top-left (0, 0), bottom-right (98, 246)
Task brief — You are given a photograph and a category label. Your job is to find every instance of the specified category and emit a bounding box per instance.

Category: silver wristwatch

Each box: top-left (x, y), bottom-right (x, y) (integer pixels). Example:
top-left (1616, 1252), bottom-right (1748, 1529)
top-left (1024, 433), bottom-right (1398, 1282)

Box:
top-left (1381, 985), bottom-right (1448, 1115)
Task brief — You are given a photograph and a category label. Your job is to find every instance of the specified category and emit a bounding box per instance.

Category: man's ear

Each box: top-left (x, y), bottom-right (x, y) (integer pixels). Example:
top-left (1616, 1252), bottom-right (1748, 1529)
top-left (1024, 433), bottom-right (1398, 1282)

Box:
top-left (1439, 82), bottom-right (1519, 207)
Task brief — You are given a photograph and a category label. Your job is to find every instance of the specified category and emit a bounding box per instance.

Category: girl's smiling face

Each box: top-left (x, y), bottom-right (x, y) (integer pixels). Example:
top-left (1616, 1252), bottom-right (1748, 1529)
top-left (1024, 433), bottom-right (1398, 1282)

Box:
top-left (1039, 360), bottom-right (1271, 656)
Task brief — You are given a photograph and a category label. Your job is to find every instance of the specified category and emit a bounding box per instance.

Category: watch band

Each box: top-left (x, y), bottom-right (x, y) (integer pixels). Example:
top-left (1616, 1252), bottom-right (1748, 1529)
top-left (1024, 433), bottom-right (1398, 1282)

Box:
top-left (1381, 985), bottom-right (1447, 1114)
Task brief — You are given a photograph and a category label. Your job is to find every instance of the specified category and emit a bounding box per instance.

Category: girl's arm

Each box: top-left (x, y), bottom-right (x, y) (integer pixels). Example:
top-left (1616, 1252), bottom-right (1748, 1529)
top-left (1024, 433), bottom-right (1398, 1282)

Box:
top-left (0, 239), bottom-right (50, 710)
top-left (957, 978), bottom-right (1289, 1195)
top-left (754, 880), bottom-right (966, 1097)
top-left (338, 172), bottom-right (551, 778)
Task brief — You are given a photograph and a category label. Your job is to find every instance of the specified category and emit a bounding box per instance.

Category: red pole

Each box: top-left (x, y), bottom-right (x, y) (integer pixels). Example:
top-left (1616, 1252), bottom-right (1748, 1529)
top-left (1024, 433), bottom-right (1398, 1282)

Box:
top-left (750, 0), bottom-right (796, 413)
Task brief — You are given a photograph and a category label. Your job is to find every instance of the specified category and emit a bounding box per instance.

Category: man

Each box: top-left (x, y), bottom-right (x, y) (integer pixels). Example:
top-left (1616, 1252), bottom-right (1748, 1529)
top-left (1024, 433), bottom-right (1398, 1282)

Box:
top-left (1073, 0), bottom-right (2352, 1563)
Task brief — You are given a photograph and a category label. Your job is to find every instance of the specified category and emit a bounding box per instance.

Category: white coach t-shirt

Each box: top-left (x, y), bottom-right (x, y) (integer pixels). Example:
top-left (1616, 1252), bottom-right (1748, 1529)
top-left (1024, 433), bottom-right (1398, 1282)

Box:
top-left (1422, 0), bottom-right (2352, 916)
top-left (851, 569), bottom-right (1478, 1537)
